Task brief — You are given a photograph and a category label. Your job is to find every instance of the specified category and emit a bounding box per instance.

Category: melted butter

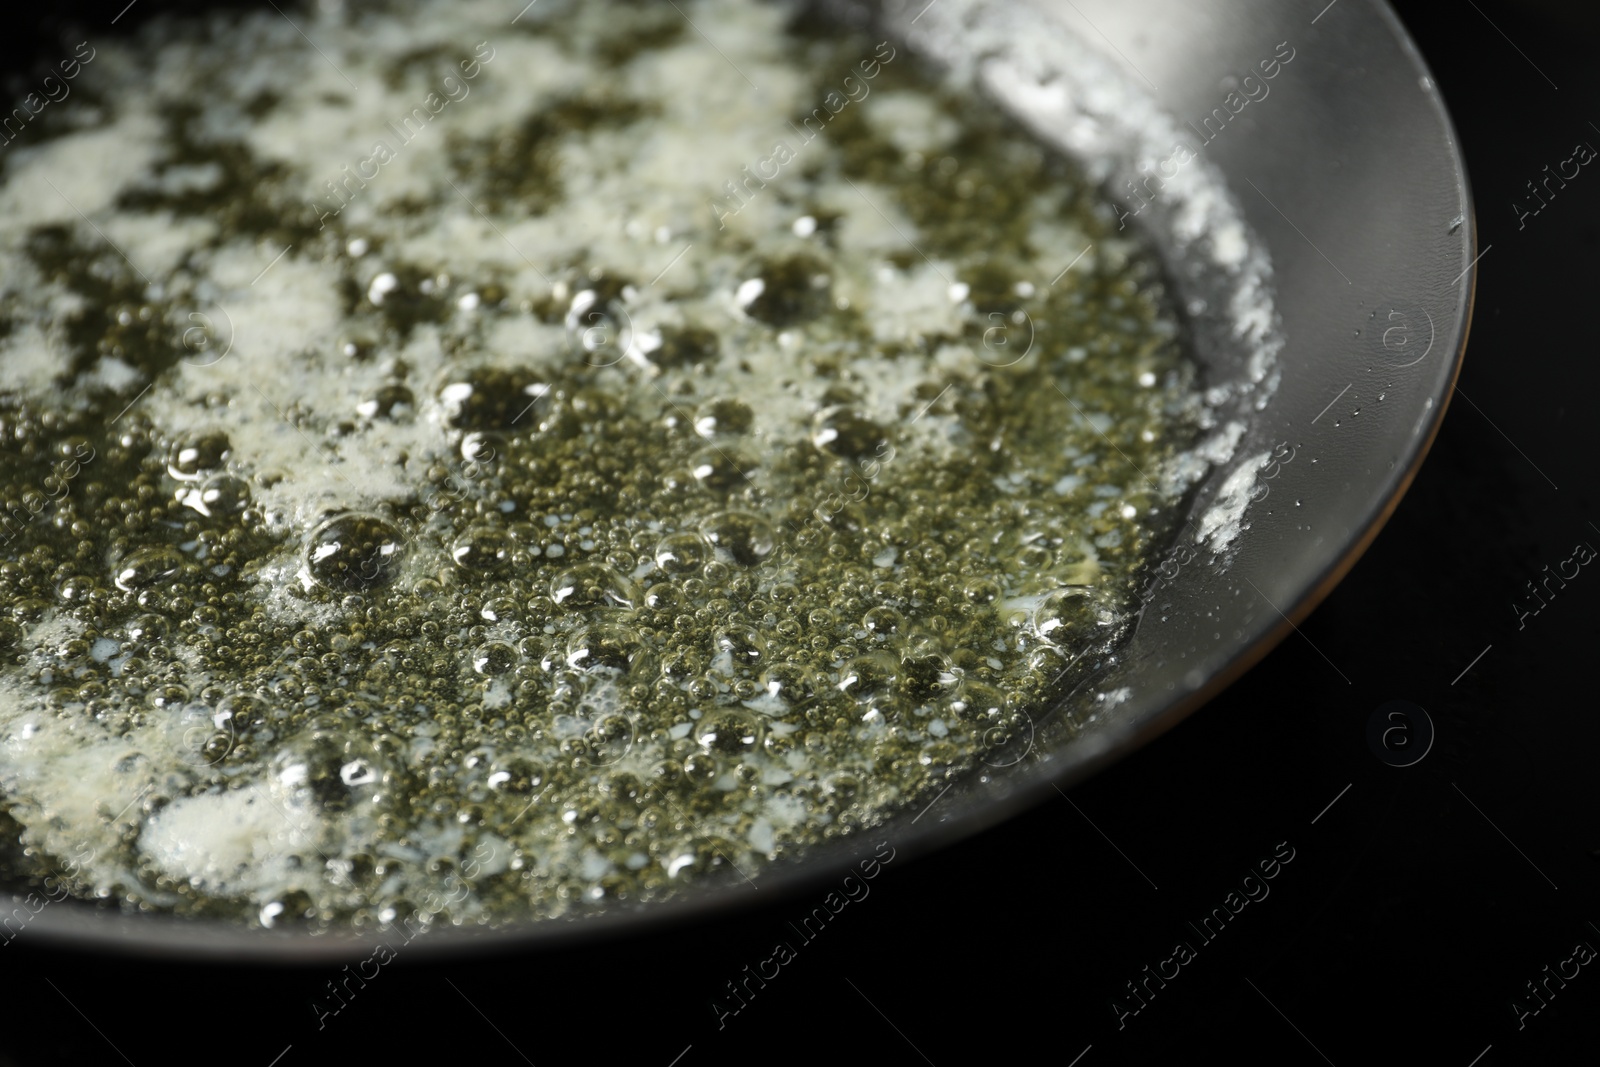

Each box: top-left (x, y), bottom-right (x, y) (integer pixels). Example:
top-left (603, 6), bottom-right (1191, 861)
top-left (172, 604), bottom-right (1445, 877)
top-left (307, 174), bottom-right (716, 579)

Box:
top-left (0, 0), bottom-right (1208, 930)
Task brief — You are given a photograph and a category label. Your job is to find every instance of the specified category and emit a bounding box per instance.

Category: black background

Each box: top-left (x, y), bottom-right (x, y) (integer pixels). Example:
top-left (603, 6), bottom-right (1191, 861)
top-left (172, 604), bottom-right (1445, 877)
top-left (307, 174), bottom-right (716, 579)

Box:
top-left (2, 2), bottom-right (1598, 1064)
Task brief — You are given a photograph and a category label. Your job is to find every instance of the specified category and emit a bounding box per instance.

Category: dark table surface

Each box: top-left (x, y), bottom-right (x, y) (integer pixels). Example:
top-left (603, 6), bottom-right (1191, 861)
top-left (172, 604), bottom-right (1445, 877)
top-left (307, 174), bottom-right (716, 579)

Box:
top-left (4, 2), bottom-right (1598, 1064)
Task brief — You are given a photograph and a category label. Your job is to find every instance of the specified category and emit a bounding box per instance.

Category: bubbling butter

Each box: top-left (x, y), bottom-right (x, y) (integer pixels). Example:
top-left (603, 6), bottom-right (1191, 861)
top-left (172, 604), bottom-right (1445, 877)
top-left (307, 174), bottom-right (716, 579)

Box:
top-left (0, 0), bottom-right (1219, 930)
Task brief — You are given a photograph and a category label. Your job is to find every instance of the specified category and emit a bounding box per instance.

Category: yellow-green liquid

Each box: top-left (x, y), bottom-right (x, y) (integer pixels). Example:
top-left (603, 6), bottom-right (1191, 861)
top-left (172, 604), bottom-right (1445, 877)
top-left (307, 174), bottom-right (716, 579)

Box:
top-left (0, 0), bottom-right (1202, 930)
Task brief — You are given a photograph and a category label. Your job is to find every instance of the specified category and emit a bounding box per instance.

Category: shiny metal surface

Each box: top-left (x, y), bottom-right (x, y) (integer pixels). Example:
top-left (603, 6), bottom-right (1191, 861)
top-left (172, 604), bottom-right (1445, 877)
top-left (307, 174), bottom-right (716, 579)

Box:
top-left (8, 0), bottom-right (1472, 957)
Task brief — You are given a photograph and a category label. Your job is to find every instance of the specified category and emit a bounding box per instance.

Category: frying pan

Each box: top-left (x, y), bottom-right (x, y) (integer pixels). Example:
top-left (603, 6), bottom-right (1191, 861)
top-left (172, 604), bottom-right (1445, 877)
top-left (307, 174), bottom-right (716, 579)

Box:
top-left (0, 0), bottom-right (1473, 957)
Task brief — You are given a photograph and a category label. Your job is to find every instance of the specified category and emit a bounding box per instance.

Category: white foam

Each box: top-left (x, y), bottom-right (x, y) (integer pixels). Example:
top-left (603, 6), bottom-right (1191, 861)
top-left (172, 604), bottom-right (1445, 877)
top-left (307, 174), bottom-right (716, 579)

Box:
top-left (1196, 450), bottom-right (1269, 552)
top-left (140, 783), bottom-right (321, 895)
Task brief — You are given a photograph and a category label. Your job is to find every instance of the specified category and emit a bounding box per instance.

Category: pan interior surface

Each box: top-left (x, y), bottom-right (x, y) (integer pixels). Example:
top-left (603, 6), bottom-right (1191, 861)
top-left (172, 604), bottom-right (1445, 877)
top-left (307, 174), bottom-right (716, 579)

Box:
top-left (867, 0), bottom-right (1471, 865)
top-left (0, 0), bottom-right (1471, 957)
